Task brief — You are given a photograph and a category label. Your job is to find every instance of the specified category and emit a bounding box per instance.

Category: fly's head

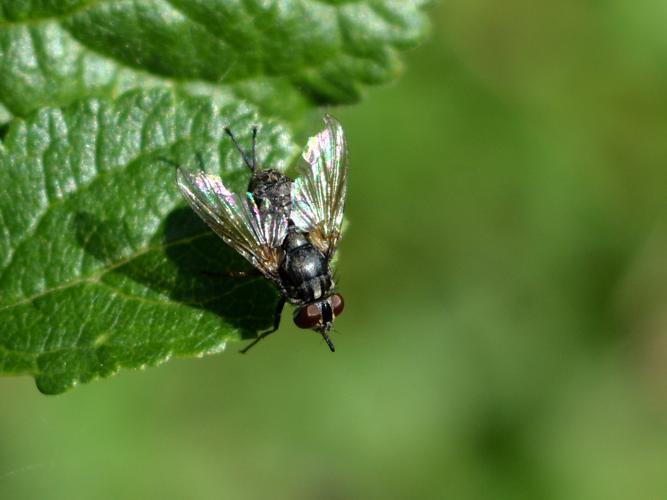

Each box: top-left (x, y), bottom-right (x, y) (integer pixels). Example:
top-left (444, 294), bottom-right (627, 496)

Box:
top-left (293, 294), bottom-right (344, 352)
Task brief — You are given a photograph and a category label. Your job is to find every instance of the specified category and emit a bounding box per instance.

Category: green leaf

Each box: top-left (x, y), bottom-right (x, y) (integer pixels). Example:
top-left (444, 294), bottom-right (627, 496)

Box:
top-left (0, 89), bottom-right (297, 394)
top-left (0, 0), bottom-right (432, 123)
top-left (0, 1), bottom-right (432, 393)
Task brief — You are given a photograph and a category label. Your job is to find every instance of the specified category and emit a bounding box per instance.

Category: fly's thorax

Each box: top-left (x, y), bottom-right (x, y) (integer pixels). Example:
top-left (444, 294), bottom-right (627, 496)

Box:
top-left (281, 230), bottom-right (310, 251)
top-left (301, 275), bottom-right (333, 301)
top-left (280, 260), bottom-right (333, 302)
top-left (279, 230), bottom-right (333, 302)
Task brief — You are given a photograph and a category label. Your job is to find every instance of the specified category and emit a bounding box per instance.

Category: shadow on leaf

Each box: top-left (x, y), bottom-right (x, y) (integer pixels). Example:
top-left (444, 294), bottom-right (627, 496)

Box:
top-left (0, 122), bottom-right (10, 141)
top-left (73, 208), bottom-right (280, 342)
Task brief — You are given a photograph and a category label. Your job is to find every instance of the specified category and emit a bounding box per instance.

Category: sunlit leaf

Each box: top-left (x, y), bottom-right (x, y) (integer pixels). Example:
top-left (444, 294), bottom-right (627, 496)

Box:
top-left (0, 89), bottom-right (296, 393)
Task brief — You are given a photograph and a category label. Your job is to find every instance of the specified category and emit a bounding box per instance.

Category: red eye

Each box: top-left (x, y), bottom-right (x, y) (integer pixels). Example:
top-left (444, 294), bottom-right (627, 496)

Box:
top-left (331, 294), bottom-right (344, 317)
top-left (294, 303), bottom-right (321, 329)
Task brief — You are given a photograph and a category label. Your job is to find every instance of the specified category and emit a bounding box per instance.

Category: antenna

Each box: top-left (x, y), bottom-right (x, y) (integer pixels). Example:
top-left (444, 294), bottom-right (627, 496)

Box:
top-left (322, 333), bottom-right (336, 352)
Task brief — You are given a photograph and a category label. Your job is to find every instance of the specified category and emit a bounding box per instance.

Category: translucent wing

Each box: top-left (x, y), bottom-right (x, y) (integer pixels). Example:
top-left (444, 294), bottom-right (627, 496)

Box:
top-left (177, 169), bottom-right (288, 279)
top-left (291, 114), bottom-right (349, 257)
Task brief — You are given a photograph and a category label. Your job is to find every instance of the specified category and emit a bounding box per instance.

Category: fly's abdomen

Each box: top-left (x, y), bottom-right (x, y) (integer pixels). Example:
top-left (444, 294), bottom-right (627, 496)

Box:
top-left (249, 169), bottom-right (292, 219)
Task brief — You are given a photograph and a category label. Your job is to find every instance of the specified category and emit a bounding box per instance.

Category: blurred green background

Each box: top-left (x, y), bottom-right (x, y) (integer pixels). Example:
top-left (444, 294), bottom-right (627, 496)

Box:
top-left (2, 2), bottom-right (667, 498)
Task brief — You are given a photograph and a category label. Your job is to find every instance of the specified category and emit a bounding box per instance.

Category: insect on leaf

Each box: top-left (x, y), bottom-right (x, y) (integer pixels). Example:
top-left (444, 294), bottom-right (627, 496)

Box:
top-left (0, 89), bottom-right (296, 394)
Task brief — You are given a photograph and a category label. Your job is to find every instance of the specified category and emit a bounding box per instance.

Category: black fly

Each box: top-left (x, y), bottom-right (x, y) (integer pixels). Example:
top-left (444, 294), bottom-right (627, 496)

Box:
top-left (176, 115), bottom-right (348, 353)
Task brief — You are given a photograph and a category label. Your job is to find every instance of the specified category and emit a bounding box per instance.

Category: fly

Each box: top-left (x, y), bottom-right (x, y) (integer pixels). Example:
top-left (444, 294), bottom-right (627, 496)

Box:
top-left (176, 115), bottom-right (348, 353)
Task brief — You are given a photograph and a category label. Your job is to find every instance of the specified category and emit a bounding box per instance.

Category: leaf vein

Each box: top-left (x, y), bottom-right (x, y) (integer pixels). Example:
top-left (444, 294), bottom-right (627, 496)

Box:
top-left (0, 230), bottom-right (210, 312)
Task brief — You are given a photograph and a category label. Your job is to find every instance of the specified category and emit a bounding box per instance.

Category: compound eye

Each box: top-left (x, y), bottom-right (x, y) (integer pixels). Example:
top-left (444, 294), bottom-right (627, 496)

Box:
top-left (331, 294), bottom-right (344, 317)
top-left (294, 303), bottom-right (321, 329)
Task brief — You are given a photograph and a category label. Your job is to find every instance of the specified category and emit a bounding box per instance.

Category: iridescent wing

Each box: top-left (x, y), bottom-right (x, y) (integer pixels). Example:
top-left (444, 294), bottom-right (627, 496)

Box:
top-left (291, 114), bottom-right (349, 257)
top-left (177, 169), bottom-right (288, 279)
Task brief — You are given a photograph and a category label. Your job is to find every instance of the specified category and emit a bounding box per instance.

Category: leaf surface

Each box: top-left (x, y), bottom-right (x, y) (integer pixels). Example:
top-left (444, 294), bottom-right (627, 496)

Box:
top-left (0, 0), bottom-right (431, 123)
top-left (0, 0), bottom-right (432, 392)
top-left (0, 89), bottom-right (295, 393)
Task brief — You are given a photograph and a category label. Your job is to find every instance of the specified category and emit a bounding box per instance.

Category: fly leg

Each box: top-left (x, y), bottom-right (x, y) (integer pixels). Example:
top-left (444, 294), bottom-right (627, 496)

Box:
top-left (157, 153), bottom-right (207, 171)
top-left (197, 268), bottom-right (261, 279)
top-left (251, 125), bottom-right (257, 169)
top-left (224, 126), bottom-right (256, 172)
top-left (226, 269), bottom-right (262, 279)
top-left (239, 296), bottom-right (286, 354)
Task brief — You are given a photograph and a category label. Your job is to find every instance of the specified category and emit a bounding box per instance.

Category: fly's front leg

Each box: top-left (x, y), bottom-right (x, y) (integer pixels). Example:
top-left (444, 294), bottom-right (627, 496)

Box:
top-left (226, 269), bottom-right (262, 278)
top-left (239, 296), bottom-right (286, 354)
top-left (197, 268), bottom-right (262, 279)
